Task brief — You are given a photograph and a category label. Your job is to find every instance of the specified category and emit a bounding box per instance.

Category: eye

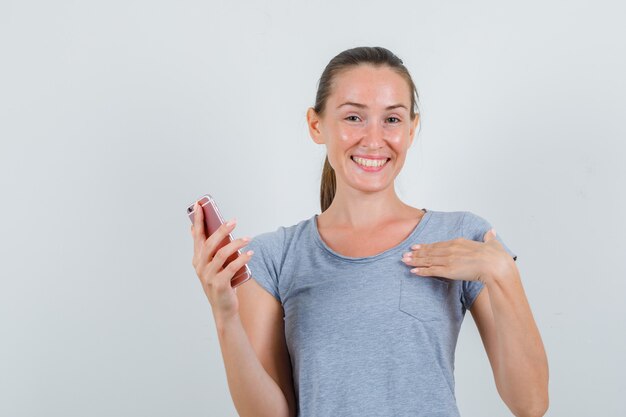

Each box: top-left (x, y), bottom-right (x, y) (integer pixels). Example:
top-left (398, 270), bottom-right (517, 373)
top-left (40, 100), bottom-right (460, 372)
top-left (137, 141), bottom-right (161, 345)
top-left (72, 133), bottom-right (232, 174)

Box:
top-left (387, 117), bottom-right (401, 123)
top-left (345, 115), bottom-right (361, 122)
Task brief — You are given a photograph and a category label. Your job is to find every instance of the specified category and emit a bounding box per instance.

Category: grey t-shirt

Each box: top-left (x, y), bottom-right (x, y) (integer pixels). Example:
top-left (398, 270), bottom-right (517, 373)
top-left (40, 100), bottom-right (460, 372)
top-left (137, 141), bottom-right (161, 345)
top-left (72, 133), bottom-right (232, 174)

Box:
top-left (244, 209), bottom-right (517, 417)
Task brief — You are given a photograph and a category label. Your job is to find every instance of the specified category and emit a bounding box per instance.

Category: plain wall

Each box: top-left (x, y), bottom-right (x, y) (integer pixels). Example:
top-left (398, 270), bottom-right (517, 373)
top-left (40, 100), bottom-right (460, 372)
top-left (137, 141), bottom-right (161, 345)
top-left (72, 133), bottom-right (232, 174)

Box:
top-left (1, 0), bottom-right (625, 416)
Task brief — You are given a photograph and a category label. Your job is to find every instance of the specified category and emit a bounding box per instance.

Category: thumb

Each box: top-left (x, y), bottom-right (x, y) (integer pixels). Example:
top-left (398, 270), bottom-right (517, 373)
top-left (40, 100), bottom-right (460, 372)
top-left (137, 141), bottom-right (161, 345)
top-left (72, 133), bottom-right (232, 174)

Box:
top-left (483, 228), bottom-right (497, 242)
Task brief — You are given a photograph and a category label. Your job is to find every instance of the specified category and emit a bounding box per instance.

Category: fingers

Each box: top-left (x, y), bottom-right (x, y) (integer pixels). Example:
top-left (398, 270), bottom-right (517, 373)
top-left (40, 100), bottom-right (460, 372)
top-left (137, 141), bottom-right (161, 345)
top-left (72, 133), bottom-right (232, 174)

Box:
top-left (405, 238), bottom-right (474, 258)
top-left (402, 255), bottom-right (450, 268)
top-left (190, 200), bottom-right (239, 274)
top-left (191, 201), bottom-right (207, 258)
top-left (483, 228), bottom-right (497, 242)
top-left (215, 246), bottom-right (254, 284)
top-left (402, 238), bottom-right (473, 267)
top-left (199, 218), bottom-right (237, 265)
top-left (403, 245), bottom-right (450, 260)
top-left (207, 236), bottom-right (251, 277)
top-left (192, 201), bottom-right (206, 240)
top-left (411, 266), bottom-right (445, 277)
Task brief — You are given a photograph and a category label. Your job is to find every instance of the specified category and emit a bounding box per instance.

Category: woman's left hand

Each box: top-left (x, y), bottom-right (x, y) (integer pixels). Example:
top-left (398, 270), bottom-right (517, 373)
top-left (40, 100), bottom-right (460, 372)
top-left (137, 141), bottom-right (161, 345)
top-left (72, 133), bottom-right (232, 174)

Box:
top-left (401, 229), bottom-right (514, 283)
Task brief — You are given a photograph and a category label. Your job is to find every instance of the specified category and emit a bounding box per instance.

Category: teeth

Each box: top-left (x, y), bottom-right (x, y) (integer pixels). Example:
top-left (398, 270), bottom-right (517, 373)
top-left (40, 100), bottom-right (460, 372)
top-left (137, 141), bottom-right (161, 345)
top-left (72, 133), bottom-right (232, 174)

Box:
top-left (352, 156), bottom-right (388, 168)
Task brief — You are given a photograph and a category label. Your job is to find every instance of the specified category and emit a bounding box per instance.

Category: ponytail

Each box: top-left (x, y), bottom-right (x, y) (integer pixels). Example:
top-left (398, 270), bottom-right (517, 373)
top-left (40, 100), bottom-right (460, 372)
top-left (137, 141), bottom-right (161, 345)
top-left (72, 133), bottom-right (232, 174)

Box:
top-left (320, 155), bottom-right (336, 212)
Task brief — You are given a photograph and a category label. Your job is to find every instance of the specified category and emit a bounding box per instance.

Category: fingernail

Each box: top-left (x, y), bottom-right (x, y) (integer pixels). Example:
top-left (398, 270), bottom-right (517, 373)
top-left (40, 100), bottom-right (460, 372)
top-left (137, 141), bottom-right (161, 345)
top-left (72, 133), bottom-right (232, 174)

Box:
top-left (402, 252), bottom-right (412, 258)
top-left (242, 236), bottom-right (250, 242)
top-left (411, 244), bottom-right (421, 250)
top-left (226, 218), bottom-right (236, 227)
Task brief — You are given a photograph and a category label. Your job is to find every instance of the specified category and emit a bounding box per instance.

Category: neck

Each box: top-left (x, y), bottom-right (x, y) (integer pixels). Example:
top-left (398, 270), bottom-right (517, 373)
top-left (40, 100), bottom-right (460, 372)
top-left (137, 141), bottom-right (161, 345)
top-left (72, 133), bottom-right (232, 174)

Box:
top-left (319, 181), bottom-right (418, 230)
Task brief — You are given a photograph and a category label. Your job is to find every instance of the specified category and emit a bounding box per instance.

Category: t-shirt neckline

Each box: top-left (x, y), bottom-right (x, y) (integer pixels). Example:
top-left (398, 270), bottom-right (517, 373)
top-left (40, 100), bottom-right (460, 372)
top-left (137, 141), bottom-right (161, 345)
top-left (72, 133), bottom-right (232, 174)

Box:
top-left (310, 209), bottom-right (434, 263)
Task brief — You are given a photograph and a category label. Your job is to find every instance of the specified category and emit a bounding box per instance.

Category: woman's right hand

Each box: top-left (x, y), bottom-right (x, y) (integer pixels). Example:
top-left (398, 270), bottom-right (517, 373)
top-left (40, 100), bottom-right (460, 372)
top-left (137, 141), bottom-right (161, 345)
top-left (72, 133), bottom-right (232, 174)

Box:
top-left (190, 201), bottom-right (254, 322)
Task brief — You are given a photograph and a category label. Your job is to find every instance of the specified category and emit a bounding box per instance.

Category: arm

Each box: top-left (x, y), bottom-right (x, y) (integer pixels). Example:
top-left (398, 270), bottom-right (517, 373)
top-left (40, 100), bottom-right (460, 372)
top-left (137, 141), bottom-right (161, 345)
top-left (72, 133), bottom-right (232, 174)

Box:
top-left (215, 278), bottom-right (297, 417)
top-left (469, 260), bottom-right (549, 417)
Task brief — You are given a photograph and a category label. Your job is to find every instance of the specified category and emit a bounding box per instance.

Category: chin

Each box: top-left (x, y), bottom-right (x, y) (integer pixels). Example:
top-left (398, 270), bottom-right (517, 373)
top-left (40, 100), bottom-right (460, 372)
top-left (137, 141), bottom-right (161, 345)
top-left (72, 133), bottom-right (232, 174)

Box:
top-left (348, 179), bottom-right (394, 193)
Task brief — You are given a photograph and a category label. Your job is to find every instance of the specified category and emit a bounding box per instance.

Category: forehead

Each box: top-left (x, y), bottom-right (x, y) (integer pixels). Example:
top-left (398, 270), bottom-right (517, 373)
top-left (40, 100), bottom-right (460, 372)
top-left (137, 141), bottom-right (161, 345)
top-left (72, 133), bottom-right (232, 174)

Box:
top-left (328, 64), bottom-right (411, 108)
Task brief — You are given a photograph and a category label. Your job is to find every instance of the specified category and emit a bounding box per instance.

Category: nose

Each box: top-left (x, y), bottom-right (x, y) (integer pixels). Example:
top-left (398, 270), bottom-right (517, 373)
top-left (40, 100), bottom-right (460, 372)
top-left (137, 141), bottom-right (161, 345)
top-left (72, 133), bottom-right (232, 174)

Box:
top-left (360, 120), bottom-right (385, 149)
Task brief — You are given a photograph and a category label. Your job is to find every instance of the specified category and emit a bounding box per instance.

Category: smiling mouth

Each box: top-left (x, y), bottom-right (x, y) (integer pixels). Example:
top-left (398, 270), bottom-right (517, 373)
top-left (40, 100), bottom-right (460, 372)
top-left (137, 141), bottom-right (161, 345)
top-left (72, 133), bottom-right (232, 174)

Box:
top-left (350, 156), bottom-right (391, 168)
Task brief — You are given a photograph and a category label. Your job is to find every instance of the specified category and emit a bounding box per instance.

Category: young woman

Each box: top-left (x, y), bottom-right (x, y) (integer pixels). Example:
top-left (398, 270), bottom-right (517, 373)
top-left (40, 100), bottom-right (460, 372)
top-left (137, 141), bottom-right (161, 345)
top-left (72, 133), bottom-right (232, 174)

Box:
top-left (190, 46), bottom-right (549, 417)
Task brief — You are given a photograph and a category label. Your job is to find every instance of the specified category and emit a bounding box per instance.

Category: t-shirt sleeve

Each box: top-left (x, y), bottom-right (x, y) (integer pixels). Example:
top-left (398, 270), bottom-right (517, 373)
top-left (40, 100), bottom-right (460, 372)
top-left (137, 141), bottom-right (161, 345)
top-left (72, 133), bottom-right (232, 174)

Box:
top-left (243, 228), bottom-right (285, 303)
top-left (460, 211), bottom-right (518, 310)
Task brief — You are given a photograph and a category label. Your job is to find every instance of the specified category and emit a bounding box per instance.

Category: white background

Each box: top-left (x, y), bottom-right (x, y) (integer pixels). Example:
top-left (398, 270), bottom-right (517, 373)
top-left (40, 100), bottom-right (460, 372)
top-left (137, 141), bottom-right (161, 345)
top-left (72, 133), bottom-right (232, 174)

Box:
top-left (1, 0), bottom-right (625, 416)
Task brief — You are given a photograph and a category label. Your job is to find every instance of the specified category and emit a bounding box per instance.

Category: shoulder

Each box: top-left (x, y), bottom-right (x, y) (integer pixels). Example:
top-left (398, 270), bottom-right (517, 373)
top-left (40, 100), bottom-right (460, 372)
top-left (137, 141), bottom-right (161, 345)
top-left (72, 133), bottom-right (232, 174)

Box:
top-left (246, 215), bottom-right (313, 256)
top-left (422, 209), bottom-right (467, 233)
top-left (460, 211), bottom-right (494, 241)
top-left (459, 210), bottom-right (518, 261)
top-left (244, 216), bottom-right (314, 291)
top-left (461, 211), bottom-right (491, 240)
top-left (423, 209), bottom-right (492, 241)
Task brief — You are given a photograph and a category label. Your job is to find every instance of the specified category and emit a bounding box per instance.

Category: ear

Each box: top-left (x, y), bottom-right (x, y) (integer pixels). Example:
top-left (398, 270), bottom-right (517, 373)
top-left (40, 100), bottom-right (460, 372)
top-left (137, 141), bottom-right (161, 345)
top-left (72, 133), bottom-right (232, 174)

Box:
top-left (307, 107), bottom-right (324, 145)
top-left (408, 113), bottom-right (420, 146)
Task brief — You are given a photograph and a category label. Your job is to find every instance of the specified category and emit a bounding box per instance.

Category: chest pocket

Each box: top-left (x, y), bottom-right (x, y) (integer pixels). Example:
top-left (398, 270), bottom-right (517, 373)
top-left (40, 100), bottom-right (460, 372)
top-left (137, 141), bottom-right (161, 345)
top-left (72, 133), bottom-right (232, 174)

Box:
top-left (399, 275), bottom-right (450, 321)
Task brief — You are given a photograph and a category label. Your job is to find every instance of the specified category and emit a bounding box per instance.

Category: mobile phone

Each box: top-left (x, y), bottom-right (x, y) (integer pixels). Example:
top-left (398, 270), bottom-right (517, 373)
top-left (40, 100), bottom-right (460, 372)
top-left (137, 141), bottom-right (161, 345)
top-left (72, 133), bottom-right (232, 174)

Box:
top-left (187, 194), bottom-right (251, 288)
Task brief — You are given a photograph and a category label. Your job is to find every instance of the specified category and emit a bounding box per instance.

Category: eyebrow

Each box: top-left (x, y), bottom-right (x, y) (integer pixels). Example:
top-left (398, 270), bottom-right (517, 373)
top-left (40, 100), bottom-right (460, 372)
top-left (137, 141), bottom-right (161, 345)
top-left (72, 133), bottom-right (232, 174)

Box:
top-left (337, 101), bottom-right (408, 111)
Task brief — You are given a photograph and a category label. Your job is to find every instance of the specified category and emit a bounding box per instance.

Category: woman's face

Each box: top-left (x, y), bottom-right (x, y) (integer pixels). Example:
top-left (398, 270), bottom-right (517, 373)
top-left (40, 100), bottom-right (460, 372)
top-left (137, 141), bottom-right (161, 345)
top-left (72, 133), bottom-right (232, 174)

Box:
top-left (307, 64), bottom-right (419, 194)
